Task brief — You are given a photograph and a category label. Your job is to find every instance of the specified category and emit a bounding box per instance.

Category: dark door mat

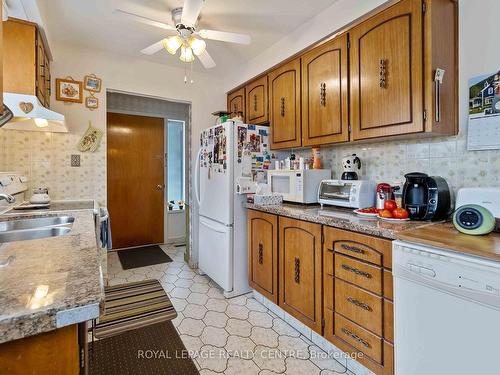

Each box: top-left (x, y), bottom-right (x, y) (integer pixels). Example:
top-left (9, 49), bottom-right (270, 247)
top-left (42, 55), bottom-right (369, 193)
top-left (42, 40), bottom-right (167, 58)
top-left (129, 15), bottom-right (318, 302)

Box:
top-left (89, 321), bottom-right (199, 375)
top-left (117, 245), bottom-right (173, 270)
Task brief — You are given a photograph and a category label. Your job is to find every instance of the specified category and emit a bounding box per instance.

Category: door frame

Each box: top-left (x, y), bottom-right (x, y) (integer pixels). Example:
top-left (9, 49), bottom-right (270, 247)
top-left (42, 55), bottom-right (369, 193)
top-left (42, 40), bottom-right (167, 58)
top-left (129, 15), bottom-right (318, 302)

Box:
top-left (105, 89), bottom-right (191, 246)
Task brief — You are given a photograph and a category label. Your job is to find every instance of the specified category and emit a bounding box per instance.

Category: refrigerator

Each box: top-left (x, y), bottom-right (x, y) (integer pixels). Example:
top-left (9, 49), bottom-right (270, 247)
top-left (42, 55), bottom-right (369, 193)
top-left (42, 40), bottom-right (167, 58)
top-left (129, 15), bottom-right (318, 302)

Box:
top-left (195, 120), bottom-right (270, 298)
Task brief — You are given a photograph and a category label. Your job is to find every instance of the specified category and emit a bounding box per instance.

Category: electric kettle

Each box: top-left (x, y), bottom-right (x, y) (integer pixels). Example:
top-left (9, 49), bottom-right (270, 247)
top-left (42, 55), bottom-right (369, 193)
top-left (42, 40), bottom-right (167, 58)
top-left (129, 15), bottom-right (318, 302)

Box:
top-left (30, 187), bottom-right (51, 204)
top-left (341, 154), bottom-right (361, 180)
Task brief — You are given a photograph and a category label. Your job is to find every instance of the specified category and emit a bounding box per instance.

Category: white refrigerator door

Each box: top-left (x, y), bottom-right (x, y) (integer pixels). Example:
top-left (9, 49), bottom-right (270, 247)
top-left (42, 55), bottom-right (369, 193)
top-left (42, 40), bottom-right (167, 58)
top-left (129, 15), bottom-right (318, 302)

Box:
top-left (199, 216), bottom-right (233, 291)
top-left (198, 122), bottom-right (234, 225)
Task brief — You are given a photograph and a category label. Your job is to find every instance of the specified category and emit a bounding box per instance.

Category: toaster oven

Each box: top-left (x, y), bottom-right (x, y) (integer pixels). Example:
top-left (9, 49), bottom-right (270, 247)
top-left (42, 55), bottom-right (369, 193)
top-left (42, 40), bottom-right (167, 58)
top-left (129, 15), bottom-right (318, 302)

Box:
top-left (318, 180), bottom-right (376, 208)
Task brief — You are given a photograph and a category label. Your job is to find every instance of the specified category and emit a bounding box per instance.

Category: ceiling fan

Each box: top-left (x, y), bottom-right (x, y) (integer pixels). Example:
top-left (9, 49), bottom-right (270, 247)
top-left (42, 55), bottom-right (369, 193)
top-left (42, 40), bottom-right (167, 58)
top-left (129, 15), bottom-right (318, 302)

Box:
top-left (115, 0), bottom-right (251, 69)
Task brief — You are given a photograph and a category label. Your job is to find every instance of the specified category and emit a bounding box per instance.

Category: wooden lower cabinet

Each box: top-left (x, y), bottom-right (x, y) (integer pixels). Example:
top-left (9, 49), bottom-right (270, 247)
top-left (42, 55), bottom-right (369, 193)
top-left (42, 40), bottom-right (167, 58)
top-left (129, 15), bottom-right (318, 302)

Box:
top-left (0, 324), bottom-right (82, 375)
top-left (247, 209), bottom-right (278, 303)
top-left (324, 226), bottom-right (394, 374)
top-left (278, 217), bottom-right (322, 333)
top-left (247, 212), bottom-right (395, 374)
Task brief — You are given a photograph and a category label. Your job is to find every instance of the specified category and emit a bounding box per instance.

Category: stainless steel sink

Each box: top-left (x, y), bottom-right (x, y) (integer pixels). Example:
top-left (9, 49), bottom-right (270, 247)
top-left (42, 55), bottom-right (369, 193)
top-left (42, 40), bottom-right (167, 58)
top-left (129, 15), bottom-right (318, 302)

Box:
top-left (0, 227), bottom-right (72, 243)
top-left (0, 216), bottom-right (74, 232)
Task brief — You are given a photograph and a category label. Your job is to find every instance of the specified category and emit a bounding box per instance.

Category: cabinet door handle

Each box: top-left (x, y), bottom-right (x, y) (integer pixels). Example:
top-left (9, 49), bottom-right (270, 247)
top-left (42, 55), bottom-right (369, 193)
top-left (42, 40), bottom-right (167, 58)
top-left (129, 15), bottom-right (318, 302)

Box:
top-left (341, 327), bottom-right (371, 348)
top-left (294, 257), bottom-right (300, 283)
top-left (254, 94), bottom-right (258, 112)
top-left (258, 243), bottom-right (264, 264)
top-left (347, 296), bottom-right (372, 311)
top-left (379, 59), bottom-right (387, 88)
top-left (341, 264), bottom-right (372, 279)
top-left (340, 243), bottom-right (365, 254)
top-left (320, 82), bottom-right (327, 106)
top-left (280, 97), bottom-right (285, 117)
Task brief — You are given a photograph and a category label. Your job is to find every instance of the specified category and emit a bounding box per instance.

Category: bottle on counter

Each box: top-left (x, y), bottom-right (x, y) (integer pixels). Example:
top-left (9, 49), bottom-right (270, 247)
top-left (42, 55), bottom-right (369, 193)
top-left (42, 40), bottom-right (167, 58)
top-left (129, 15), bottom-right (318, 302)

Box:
top-left (312, 147), bottom-right (321, 169)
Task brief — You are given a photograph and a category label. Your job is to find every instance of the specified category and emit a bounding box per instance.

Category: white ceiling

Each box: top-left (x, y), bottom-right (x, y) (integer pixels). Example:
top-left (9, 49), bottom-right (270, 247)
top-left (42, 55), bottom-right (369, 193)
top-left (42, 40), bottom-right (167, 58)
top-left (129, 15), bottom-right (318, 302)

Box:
top-left (37, 0), bottom-right (338, 74)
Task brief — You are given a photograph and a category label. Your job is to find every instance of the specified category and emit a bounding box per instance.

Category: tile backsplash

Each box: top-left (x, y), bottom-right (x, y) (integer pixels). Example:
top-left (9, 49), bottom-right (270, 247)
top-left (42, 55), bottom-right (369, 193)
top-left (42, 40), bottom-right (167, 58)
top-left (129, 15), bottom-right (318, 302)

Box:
top-left (0, 129), bottom-right (106, 204)
top-left (278, 132), bottom-right (500, 193)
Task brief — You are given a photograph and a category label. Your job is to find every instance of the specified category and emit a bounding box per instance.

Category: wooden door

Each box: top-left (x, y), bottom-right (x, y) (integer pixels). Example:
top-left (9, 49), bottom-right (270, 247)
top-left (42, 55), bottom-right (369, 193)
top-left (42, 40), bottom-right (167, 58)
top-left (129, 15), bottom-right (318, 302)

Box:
top-left (269, 58), bottom-right (301, 149)
top-left (350, 0), bottom-right (423, 140)
top-left (44, 51), bottom-right (50, 107)
top-left (3, 20), bottom-right (36, 95)
top-left (248, 210), bottom-right (278, 303)
top-left (302, 34), bottom-right (349, 146)
top-left (107, 113), bottom-right (165, 249)
top-left (36, 31), bottom-right (46, 106)
top-left (245, 76), bottom-right (268, 124)
top-left (279, 217), bottom-right (322, 333)
top-left (227, 87), bottom-right (245, 121)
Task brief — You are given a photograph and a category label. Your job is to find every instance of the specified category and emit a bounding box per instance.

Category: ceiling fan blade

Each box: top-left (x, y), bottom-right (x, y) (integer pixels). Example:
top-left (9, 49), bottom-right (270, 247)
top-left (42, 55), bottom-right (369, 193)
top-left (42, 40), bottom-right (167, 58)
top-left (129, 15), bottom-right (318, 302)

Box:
top-left (114, 9), bottom-right (176, 31)
top-left (181, 0), bottom-right (204, 27)
top-left (140, 40), bottom-right (166, 55)
top-left (198, 29), bottom-right (251, 45)
top-left (197, 50), bottom-right (216, 69)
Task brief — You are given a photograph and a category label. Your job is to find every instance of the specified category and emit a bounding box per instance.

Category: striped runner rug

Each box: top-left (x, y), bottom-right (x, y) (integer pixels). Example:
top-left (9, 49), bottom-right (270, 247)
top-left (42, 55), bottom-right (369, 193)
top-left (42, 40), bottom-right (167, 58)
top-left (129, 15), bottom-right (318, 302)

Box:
top-left (94, 279), bottom-right (177, 339)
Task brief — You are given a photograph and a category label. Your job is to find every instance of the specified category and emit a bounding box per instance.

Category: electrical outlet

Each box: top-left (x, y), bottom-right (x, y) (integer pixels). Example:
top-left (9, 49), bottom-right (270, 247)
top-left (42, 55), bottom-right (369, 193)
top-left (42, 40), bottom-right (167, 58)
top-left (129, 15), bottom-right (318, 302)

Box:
top-left (71, 154), bottom-right (81, 167)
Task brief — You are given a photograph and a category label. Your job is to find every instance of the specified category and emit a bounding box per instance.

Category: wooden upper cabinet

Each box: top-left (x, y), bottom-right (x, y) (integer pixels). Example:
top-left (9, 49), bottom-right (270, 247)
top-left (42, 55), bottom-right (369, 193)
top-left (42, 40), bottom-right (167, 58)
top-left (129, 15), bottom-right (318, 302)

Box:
top-left (245, 76), bottom-right (268, 124)
top-left (268, 58), bottom-right (301, 149)
top-left (301, 34), bottom-right (349, 146)
top-left (3, 18), bottom-right (51, 108)
top-left (350, 0), bottom-right (424, 140)
top-left (227, 87), bottom-right (245, 121)
top-left (279, 217), bottom-right (322, 333)
top-left (247, 210), bottom-right (278, 304)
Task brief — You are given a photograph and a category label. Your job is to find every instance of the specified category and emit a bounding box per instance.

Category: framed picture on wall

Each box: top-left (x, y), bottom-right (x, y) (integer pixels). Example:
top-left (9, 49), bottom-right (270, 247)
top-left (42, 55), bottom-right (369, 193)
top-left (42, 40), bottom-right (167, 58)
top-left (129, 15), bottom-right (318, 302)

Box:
top-left (56, 78), bottom-right (83, 103)
top-left (85, 96), bottom-right (99, 110)
top-left (84, 74), bottom-right (102, 93)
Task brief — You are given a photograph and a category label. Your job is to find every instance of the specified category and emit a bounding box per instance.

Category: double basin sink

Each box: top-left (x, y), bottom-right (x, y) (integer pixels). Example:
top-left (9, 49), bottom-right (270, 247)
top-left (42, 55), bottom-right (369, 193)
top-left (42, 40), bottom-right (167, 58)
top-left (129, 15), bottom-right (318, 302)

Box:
top-left (0, 216), bottom-right (74, 243)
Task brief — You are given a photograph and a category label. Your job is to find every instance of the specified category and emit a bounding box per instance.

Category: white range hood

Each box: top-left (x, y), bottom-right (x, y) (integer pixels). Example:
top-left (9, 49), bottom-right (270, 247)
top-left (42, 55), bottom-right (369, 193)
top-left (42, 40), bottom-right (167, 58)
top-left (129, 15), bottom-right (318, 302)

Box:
top-left (2, 92), bottom-right (68, 132)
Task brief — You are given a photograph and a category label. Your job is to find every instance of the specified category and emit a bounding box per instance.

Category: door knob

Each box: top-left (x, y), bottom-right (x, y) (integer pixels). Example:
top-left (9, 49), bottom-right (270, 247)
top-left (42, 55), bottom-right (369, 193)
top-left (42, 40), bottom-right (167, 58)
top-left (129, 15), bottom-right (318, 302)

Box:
top-left (156, 184), bottom-right (164, 190)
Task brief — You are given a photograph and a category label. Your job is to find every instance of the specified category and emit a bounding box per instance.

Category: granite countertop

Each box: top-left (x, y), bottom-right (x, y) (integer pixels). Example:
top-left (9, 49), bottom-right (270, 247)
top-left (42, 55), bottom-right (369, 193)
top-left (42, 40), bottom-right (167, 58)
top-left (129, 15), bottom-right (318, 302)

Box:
top-left (0, 208), bottom-right (104, 344)
top-left (246, 203), bottom-right (436, 240)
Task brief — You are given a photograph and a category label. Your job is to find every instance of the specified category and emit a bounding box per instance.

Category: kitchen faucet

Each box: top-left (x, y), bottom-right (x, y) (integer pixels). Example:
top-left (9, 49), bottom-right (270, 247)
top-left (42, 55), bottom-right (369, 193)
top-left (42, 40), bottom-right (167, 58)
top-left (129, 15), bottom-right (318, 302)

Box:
top-left (0, 193), bottom-right (15, 203)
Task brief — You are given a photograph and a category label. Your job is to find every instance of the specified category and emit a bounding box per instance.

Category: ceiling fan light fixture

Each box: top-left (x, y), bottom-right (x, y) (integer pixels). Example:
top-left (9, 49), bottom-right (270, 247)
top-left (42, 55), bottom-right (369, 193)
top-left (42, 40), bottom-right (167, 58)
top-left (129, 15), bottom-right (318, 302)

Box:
top-left (189, 36), bottom-right (206, 56)
top-left (179, 45), bottom-right (195, 63)
top-left (163, 35), bottom-right (183, 55)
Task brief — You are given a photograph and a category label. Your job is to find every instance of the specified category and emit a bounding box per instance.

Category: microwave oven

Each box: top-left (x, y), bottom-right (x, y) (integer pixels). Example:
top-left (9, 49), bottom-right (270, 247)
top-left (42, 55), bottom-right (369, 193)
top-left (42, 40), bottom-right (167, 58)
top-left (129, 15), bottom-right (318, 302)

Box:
top-left (267, 169), bottom-right (331, 203)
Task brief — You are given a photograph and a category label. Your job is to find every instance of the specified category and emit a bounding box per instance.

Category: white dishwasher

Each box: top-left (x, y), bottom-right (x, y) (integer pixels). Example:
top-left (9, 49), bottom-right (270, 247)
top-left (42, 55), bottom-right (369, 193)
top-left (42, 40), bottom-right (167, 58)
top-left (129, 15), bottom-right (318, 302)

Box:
top-left (392, 240), bottom-right (500, 375)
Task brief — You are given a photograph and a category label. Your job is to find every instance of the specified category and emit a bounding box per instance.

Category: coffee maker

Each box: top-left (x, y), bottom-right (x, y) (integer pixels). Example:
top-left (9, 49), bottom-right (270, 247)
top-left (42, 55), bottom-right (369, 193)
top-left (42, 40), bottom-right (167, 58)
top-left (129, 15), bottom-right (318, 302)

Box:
top-left (402, 172), bottom-right (451, 220)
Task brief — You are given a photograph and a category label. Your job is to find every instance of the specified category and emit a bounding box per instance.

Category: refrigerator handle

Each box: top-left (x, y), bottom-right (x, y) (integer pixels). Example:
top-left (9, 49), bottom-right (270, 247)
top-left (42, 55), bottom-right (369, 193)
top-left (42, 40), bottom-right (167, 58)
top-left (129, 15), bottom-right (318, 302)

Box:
top-left (199, 217), bottom-right (228, 233)
top-left (194, 147), bottom-right (202, 206)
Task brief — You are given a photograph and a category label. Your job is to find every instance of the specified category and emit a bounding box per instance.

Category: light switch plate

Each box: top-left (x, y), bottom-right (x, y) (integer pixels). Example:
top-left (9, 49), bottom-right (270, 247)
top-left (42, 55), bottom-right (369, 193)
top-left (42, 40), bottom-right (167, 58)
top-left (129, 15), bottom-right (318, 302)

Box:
top-left (71, 154), bottom-right (81, 167)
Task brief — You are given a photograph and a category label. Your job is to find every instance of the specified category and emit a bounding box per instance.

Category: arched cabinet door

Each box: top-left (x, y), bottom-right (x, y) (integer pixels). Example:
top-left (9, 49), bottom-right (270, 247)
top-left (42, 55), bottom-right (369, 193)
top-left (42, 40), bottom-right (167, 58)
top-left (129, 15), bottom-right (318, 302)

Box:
top-left (350, 0), bottom-right (424, 140)
top-left (247, 210), bottom-right (278, 303)
top-left (227, 87), bottom-right (245, 121)
top-left (269, 58), bottom-right (302, 149)
top-left (279, 216), bottom-right (322, 333)
top-left (245, 76), bottom-right (268, 124)
top-left (301, 33), bottom-right (349, 146)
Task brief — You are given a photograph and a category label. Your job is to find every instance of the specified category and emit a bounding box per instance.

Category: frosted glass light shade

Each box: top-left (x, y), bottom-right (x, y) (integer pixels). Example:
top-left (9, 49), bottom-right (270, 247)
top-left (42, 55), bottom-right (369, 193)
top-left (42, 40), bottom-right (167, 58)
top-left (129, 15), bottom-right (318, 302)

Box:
top-left (163, 36), bottom-right (183, 55)
top-left (180, 45), bottom-right (195, 62)
top-left (189, 37), bottom-right (206, 56)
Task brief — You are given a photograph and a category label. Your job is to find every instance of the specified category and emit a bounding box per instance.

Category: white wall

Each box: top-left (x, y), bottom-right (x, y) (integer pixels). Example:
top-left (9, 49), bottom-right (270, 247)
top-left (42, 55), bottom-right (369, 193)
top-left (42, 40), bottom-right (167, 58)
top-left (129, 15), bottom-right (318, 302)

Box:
top-left (50, 43), bottom-right (225, 262)
top-left (223, 0), bottom-right (388, 91)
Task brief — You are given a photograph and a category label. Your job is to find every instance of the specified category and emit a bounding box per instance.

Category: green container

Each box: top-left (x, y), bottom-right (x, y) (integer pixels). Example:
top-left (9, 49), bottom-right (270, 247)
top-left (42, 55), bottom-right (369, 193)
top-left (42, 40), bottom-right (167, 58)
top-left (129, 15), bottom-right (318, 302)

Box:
top-left (453, 204), bottom-right (495, 235)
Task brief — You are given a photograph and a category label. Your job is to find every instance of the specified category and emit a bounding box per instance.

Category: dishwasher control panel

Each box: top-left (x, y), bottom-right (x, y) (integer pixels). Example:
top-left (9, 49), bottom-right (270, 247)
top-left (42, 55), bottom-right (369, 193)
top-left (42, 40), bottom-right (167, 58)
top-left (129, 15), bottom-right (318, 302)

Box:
top-left (393, 241), bottom-right (500, 308)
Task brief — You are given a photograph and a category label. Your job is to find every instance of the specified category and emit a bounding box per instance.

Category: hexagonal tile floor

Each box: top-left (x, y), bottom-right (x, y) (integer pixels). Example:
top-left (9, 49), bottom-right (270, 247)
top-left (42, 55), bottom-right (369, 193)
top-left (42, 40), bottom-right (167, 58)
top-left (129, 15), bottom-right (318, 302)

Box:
top-left (107, 245), bottom-right (355, 375)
